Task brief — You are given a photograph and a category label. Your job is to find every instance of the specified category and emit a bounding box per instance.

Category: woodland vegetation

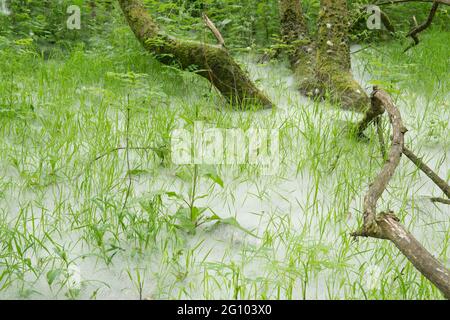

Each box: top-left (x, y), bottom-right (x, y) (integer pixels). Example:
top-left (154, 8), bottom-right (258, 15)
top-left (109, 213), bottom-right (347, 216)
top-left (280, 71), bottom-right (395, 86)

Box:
top-left (0, 0), bottom-right (449, 299)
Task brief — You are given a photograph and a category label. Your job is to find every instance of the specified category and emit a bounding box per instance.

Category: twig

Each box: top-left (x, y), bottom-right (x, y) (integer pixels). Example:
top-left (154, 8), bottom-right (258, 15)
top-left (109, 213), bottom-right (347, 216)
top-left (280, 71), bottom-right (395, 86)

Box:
top-left (380, 10), bottom-right (396, 33)
top-left (403, 147), bottom-right (450, 198)
top-left (376, 0), bottom-right (449, 6)
top-left (430, 197), bottom-right (450, 205)
top-left (202, 13), bottom-right (226, 49)
top-left (403, 1), bottom-right (440, 52)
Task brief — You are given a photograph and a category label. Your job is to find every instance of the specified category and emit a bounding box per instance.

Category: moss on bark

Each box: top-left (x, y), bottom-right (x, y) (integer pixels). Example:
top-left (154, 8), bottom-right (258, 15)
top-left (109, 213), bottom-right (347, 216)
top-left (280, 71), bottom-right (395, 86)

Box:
top-left (279, 0), bottom-right (315, 94)
top-left (279, 0), bottom-right (369, 112)
top-left (118, 0), bottom-right (272, 108)
top-left (315, 0), bottom-right (369, 111)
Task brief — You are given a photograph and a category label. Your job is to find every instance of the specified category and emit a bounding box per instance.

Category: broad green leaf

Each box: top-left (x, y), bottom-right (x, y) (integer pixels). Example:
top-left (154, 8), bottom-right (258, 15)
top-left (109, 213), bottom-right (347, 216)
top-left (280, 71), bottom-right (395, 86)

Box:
top-left (205, 172), bottom-right (224, 188)
top-left (47, 269), bottom-right (62, 285)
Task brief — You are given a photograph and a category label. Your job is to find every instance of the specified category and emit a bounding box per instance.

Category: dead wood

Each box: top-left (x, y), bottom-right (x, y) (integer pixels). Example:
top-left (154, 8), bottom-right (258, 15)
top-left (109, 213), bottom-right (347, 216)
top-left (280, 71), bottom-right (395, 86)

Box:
top-left (403, 147), bottom-right (450, 198)
top-left (404, 1), bottom-right (440, 52)
top-left (352, 87), bottom-right (450, 299)
top-left (430, 197), bottom-right (450, 205)
top-left (376, 0), bottom-right (450, 6)
top-left (117, 0), bottom-right (272, 108)
top-left (202, 13), bottom-right (226, 49)
top-left (380, 10), bottom-right (396, 33)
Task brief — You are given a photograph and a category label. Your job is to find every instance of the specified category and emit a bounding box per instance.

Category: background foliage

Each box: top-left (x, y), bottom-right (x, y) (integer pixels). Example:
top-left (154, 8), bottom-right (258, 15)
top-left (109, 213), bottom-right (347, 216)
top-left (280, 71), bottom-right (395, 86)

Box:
top-left (1, 0), bottom-right (448, 54)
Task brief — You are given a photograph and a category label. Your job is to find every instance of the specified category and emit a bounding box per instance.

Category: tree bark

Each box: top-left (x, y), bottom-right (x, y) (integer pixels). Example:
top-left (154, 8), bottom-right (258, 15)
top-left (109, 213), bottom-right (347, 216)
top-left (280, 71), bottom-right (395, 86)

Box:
top-left (403, 147), bottom-right (450, 198)
top-left (315, 0), bottom-right (370, 111)
top-left (117, 0), bottom-right (272, 108)
top-left (404, 1), bottom-right (440, 52)
top-left (278, 0), bottom-right (369, 112)
top-left (377, 213), bottom-right (450, 299)
top-left (279, 0), bottom-right (316, 96)
top-left (356, 89), bottom-right (386, 136)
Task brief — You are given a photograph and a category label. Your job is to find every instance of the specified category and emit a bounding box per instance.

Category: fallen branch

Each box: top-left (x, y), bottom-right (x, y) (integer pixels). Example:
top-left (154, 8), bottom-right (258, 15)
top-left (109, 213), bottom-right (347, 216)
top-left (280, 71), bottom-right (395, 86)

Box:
top-left (356, 88), bottom-right (408, 236)
top-left (403, 1), bottom-right (440, 52)
top-left (202, 13), bottom-right (226, 49)
top-left (376, 0), bottom-right (450, 6)
top-left (118, 0), bottom-right (272, 107)
top-left (356, 101), bottom-right (449, 199)
top-left (403, 147), bottom-right (450, 198)
top-left (380, 10), bottom-right (396, 33)
top-left (352, 87), bottom-right (450, 299)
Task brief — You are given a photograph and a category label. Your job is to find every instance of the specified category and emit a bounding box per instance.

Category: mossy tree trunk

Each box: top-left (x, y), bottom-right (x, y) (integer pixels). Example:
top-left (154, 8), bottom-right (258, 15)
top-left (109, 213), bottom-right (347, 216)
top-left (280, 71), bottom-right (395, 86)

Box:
top-left (279, 0), bottom-right (315, 95)
top-left (316, 0), bottom-right (369, 111)
top-left (279, 0), bottom-right (369, 112)
top-left (118, 0), bottom-right (272, 108)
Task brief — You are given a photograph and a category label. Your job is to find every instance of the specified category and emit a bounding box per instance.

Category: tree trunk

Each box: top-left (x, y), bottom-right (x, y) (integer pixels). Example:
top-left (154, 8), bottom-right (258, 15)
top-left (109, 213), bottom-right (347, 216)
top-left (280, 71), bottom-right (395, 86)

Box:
top-left (279, 0), bottom-right (369, 112)
top-left (315, 0), bottom-right (369, 111)
top-left (90, 0), bottom-right (97, 18)
top-left (279, 0), bottom-right (315, 95)
top-left (117, 0), bottom-right (272, 108)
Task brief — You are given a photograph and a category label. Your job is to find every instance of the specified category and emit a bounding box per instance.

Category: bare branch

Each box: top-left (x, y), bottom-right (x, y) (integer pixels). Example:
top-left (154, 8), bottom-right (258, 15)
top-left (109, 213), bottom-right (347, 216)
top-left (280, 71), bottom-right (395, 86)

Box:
top-left (380, 10), bottom-right (396, 33)
top-left (202, 13), bottom-right (226, 49)
top-left (360, 88), bottom-right (407, 236)
top-left (430, 197), bottom-right (450, 205)
top-left (352, 87), bottom-right (450, 299)
top-left (404, 1), bottom-right (440, 52)
top-left (403, 147), bottom-right (450, 198)
top-left (376, 212), bottom-right (450, 299)
top-left (376, 0), bottom-right (449, 6)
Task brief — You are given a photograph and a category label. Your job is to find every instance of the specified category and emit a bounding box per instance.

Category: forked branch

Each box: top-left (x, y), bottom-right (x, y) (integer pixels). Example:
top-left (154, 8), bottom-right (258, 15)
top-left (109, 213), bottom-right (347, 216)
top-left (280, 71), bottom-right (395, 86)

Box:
top-left (352, 87), bottom-right (450, 299)
top-left (376, 0), bottom-right (449, 6)
top-left (404, 1), bottom-right (440, 52)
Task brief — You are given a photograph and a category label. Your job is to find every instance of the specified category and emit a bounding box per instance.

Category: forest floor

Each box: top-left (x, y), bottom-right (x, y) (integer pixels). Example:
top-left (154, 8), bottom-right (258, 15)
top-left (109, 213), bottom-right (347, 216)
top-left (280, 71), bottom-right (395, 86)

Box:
top-left (0, 29), bottom-right (449, 299)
